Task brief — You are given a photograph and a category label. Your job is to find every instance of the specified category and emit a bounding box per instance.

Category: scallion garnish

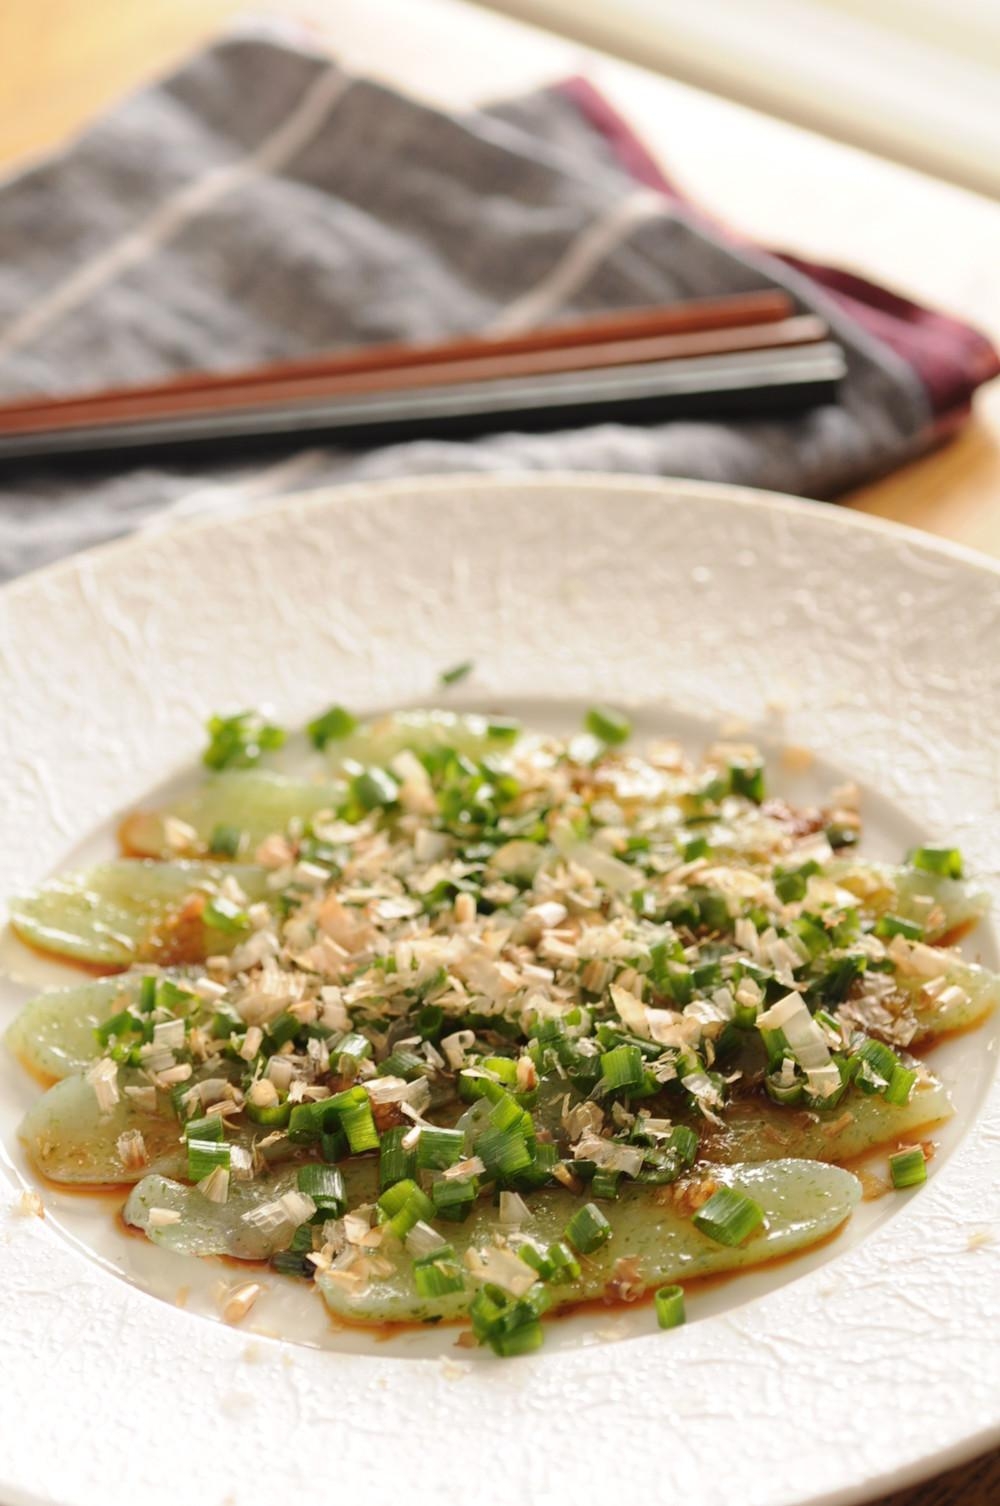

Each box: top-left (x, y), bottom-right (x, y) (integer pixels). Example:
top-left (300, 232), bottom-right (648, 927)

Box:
top-left (307, 704), bottom-right (358, 748)
top-left (469, 1282), bottom-right (549, 1357)
top-left (729, 759), bottom-right (765, 804)
top-left (584, 705), bottom-right (632, 746)
top-left (439, 661), bottom-right (474, 687)
top-left (415, 1127), bottom-right (465, 1171)
top-left (600, 1043), bottom-right (645, 1093)
top-left (692, 1187), bottom-right (764, 1246)
top-left (564, 1201), bottom-right (612, 1255)
top-left (207, 823), bottom-right (245, 858)
top-left (889, 1145), bottom-right (927, 1189)
top-left (203, 709), bottom-right (286, 770)
top-left (654, 1284), bottom-right (686, 1330)
top-left (203, 895), bottom-right (250, 934)
top-left (296, 1163), bottom-right (346, 1216)
top-left (380, 1126), bottom-right (416, 1189)
top-left (873, 912), bottom-right (924, 941)
top-left (186, 1138), bottom-right (231, 1182)
top-left (350, 768), bottom-right (400, 810)
top-left (378, 1178), bottom-right (435, 1238)
top-left (431, 1173), bottom-right (479, 1220)
top-left (907, 846), bottom-right (964, 879)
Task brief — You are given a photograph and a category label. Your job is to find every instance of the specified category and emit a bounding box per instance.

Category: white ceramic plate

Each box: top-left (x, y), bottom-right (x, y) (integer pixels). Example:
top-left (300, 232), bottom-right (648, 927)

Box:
top-left (0, 474), bottom-right (998, 1506)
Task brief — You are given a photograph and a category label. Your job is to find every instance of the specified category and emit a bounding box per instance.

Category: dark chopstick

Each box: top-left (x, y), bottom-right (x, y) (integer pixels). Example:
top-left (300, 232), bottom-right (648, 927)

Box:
top-left (0, 316), bottom-right (829, 436)
top-left (0, 291), bottom-right (797, 432)
top-left (0, 343), bottom-right (847, 470)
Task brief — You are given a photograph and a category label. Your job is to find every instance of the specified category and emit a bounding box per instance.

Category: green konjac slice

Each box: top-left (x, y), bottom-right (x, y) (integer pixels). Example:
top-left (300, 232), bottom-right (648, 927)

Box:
top-left (9, 860), bottom-right (268, 967)
top-left (18, 1071), bottom-right (187, 1184)
top-left (322, 709), bottom-right (522, 769)
top-left (702, 1078), bottom-right (952, 1165)
top-left (124, 1169), bottom-right (304, 1258)
top-left (830, 860), bottom-right (988, 941)
top-left (318, 1160), bottom-right (861, 1325)
top-left (6, 975), bottom-right (151, 1080)
top-left (121, 770), bottom-right (345, 858)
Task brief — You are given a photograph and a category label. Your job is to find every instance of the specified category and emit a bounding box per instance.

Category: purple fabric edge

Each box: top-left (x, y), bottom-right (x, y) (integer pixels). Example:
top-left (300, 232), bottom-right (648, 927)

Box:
top-left (556, 75), bottom-right (1000, 427)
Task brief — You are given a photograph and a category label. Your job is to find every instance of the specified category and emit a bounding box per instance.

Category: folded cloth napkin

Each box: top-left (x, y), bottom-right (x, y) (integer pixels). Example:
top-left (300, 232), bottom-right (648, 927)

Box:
top-left (0, 35), bottom-right (996, 583)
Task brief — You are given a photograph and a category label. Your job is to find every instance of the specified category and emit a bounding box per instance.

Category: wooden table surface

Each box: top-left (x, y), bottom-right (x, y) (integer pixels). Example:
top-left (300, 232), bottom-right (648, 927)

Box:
top-left (1, 3), bottom-right (998, 1503)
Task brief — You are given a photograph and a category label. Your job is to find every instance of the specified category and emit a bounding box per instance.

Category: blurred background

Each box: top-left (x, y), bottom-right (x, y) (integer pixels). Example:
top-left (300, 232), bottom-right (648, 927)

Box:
top-left (0, 0), bottom-right (998, 565)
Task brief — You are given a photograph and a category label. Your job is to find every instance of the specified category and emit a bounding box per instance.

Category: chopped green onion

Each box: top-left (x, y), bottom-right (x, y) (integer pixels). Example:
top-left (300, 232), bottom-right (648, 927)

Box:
top-left (854, 1038), bottom-right (899, 1094)
top-left (884, 1063), bottom-right (918, 1106)
top-left (378, 1178), bottom-right (434, 1238)
top-left (94, 1008), bottom-right (139, 1046)
top-left (907, 846), bottom-right (963, 880)
top-left (184, 1114), bottom-right (225, 1143)
top-left (207, 823), bottom-right (245, 858)
top-left (584, 705), bottom-right (632, 745)
top-left (138, 975), bottom-right (158, 1012)
top-left (203, 709), bottom-right (286, 770)
top-left (600, 1043), bottom-right (645, 1093)
top-left (692, 1186), bottom-right (764, 1246)
top-left (469, 1282), bottom-right (548, 1357)
top-left (307, 704), bottom-right (358, 748)
top-left (431, 1173), bottom-right (479, 1219)
top-left (485, 717), bottom-right (520, 744)
top-left (413, 1255), bottom-right (466, 1297)
top-left (186, 1138), bottom-right (230, 1182)
top-left (680, 835), bottom-right (710, 862)
top-left (889, 1145), bottom-right (927, 1189)
top-left (333, 1031), bottom-right (372, 1069)
top-left (873, 912), bottom-right (925, 941)
top-left (476, 1123), bottom-right (533, 1180)
top-left (350, 767), bottom-right (400, 810)
top-left (591, 1168), bottom-right (623, 1200)
top-left (203, 895), bottom-right (250, 934)
top-left (379, 1126), bottom-right (416, 1190)
top-left (267, 1011), bottom-right (300, 1049)
top-left (729, 759), bottom-right (765, 804)
top-left (518, 1238), bottom-right (581, 1284)
top-left (326, 1085), bottom-right (380, 1153)
top-left (415, 1127), bottom-right (465, 1171)
top-left (379, 1047), bottom-right (425, 1081)
top-left (270, 1249), bottom-right (314, 1279)
top-left (774, 860), bottom-right (820, 904)
top-left (564, 1201), bottom-right (612, 1255)
top-left (245, 1098), bottom-right (291, 1128)
top-left (655, 1284), bottom-right (686, 1330)
top-left (296, 1164), bottom-right (346, 1216)
top-left (439, 661), bottom-right (474, 687)
top-left (320, 1127), bottom-right (348, 1163)
top-left (156, 978), bottom-right (197, 1013)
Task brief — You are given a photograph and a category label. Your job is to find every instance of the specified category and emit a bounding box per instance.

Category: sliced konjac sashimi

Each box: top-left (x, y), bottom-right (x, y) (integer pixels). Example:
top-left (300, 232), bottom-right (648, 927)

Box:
top-left (829, 860), bottom-right (988, 942)
top-left (5, 974), bottom-right (173, 1080)
top-left (8, 860), bottom-right (268, 968)
top-left (318, 1159), bottom-right (861, 1326)
top-left (18, 1071), bottom-right (187, 1184)
top-left (124, 1168), bottom-right (303, 1259)
top-left (120, 770), bottom-right (345, 858)
top-left (701, 1077), bottom-right (951, 1166)
top-left (322, 709), bottom-right (522, 769)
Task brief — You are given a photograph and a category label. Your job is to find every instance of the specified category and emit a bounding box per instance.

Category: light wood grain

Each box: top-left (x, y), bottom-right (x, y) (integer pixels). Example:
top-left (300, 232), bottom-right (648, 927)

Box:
top-left (0, 13), bottom-right (997, 1500)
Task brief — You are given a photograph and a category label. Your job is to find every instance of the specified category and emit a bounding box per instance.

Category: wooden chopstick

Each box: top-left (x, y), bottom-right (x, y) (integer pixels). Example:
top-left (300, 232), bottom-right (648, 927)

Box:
top-left (0, 342), bottom-right (846, 470)
top-left (0, 313), bottom-right (827, 436)
top-left (0, 291), bottom-right (796, 434)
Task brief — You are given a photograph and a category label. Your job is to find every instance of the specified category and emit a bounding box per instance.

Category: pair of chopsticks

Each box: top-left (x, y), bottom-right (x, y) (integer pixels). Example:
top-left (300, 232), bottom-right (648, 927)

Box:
top-left (0, 291), bottom-right (845, 467)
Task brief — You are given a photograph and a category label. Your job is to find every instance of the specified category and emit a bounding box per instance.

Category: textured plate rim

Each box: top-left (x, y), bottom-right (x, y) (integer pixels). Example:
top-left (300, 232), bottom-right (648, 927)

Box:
top-left (0, 471), bottom-right (997, 1506)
